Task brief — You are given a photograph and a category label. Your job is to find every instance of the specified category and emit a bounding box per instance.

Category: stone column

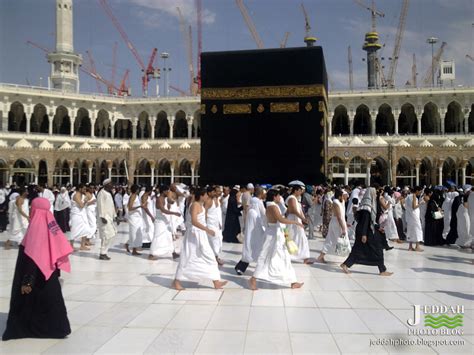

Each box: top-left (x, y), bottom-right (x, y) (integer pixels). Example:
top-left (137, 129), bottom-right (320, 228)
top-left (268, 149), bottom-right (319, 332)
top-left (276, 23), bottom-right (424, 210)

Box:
top-left (170, 167), bottom-right (175, 184)
top-left (69, 167), bottom-right (73, 185)
top-left (187, 122), bottom-right (193, 139)
top-left (91, 118), bottom-right (96, 138)
top-left (1, 99), bottom-right (10, 132)
top-left (366, 163), bottom-right (371, 186)
top-left (465, 113), bottom-right (470, 134)
top-left (371, 119), bottom-right (376, 135)
top-left (439, 108), bottom-right (446, 134)
top-left (191, 167), bottom-right (195, 185)
top-left (438, 165), bottom-right (443, 186)
top-left (168, 115), bottom-right (175, 139)
top-left (150, 161), bottom-right (156, 186)
top-left (70, 109), bottom-right (77, 137)
top-left (461, 165), bottom-right (467, 186)
top-left (349, 119), bottom-right (354, 136)
top-left (344, 166), bottom-right (349, 185)
top-left (48, 112), bottom-right (54, 135)
top-left (455, 168), bottom-right (459, 185)
top-left (415, 163), bottom-right (420, 186)
top-left (327, 113), bottom-right (333, 136)
top-left (132, 121), bottom-right (138, 140)
top-left (393, 109), bottom-right (400, 135)
top-left (150, 121), bottom-right (156, 139)
top-left (88, 167), bottom-right (92, 183)
top-left (417, 117), bottom-right (422, 136)
top-left (47, 169), bottom-right (54, 187)
top-left (111, 120), bottom-right (115, 139)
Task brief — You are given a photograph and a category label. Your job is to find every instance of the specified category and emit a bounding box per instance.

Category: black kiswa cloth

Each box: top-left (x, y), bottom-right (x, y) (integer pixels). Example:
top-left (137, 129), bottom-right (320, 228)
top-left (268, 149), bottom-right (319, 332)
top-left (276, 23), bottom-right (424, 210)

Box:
top-left (2, 246), bottom-right (71, 341)
top-left (200, 47), bottom-right (328, 186)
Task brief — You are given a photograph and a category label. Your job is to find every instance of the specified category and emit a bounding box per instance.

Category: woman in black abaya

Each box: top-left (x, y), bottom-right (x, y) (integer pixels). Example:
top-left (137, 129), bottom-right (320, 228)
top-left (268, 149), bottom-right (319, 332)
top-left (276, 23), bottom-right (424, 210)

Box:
top-left (340, 187), bottom-right (393, 276)
top-left (223, 188), bottom-right (243, 243)
top-left (2, 198), bottom-right (73, 341)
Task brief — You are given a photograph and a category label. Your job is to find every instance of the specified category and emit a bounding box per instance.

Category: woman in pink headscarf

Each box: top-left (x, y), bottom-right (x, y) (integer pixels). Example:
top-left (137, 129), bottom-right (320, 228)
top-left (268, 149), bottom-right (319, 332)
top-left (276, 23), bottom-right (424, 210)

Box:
top-left (2, 198), bottom-right (73, 341)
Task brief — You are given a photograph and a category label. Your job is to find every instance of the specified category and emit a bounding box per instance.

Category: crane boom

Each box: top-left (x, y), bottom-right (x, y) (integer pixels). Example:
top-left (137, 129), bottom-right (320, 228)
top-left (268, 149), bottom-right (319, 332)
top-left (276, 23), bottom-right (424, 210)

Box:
top-left (177, 7), bottom-right (194, 95)
top-left (280, 32), bottom-right (290, 48)
top-left (411, 53), bottom-right (417, 87)
top-left (111, 41), bottom-right (117, 92)
top-left (196, 0), bottom-right (203, 90)
top-left (386, 0), bottom-right (409, 88)
top-left (422, 41), bottom-right (447, 86)
top-left (348, 46), bottom-right (354, 91)
top-left (354, 0), bottom-right (384, 32)
top-left (466, 54), bottom-right (474, 62)
top-left (98, 0), bottom-right (145, 70)
top-left (235, 0), bottom-right (264, 49)
top-left (301, 3), bottom-right (311, 36)
top-left (86, 50), bottom-right (103, 93)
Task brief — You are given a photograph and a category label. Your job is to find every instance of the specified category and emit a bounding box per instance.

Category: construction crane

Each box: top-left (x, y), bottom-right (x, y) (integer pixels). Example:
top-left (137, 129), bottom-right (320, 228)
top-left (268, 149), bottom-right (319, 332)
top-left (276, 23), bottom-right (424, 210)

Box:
top-left (466, 54), bottom-right (474, 62)
top-left (385, 0), bottom-right (409, 88)
top-left (170, 85), bottom-right (188, 97)
top-left (236, 0), bottom-right (264, 49)
top-left (111, 41), bottom-right (117, 94)
top-left (354, 0), bottom-right (384, 33)
top-left (422, 41), bottom-right (447, 87)
top-left (86, 50), bottom-right (103, 93)
top-left (196, 0), bottom-right (203, 92)
top-left (348, 46), bottom-right (354, 91)
top-left (177, 7), bottom-right (194, 95)
top-left (411, 53), bottom-right (417, 87)
top-left (26, 40), bottom-right (130, 96)
top-left (280, 32), bottom-right (290, 48)
top-left (98, 0), bottom-right (158, 96)
top-left (301, 3), bottom-right (317, 47)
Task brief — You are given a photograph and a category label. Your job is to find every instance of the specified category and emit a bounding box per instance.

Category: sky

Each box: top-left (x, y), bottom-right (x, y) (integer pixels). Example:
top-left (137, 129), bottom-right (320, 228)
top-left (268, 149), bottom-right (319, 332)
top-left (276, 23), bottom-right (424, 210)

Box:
top-left (0, 0), bottom-right (473, 96)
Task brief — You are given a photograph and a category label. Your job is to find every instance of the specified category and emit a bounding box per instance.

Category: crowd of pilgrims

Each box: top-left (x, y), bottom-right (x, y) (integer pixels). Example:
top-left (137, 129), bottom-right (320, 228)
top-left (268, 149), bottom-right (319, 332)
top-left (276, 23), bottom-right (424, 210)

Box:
top-left (2, 179), bottom-right (474, 340)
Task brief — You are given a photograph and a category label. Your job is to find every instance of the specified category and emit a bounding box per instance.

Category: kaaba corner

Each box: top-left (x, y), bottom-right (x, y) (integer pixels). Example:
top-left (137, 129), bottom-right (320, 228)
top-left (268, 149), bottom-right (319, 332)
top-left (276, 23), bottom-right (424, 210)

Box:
top-left (199, 46), bottom-right (329, 186)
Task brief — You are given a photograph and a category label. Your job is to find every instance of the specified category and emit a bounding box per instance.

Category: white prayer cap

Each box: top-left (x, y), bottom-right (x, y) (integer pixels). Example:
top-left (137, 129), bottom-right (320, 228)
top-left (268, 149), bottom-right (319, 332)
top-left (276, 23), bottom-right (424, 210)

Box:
top-left (232, 185), bottom-right (240, 190)
top-left (247, 183), bottom-right (254, 189)
top-left (463, 184), bottom-right (472, 191)
top-left (288, 180), bottom-right (305, 187)
top-left (102, 178), bottom-right (112, 186)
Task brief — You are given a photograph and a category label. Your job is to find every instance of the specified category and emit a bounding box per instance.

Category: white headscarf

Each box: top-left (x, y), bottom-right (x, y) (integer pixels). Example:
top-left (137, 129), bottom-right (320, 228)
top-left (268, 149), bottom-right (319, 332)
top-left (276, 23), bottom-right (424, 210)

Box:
top-left (359, 187), bottom-right (377, 229)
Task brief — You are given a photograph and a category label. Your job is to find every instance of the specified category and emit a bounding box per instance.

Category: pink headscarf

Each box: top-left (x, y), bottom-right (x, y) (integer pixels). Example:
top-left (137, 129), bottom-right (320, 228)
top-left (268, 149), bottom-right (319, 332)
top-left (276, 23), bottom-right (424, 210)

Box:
top-left (21, 198), bottom-right (73, 280)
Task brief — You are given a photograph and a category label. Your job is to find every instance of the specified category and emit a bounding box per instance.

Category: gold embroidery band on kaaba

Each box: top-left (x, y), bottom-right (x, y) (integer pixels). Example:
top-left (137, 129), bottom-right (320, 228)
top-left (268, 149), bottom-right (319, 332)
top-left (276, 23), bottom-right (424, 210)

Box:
top-left (223, 104), bottom-right (252, 115)
top-left (201, 84), bottom-right (327, 103)
top-left (270, 102), bottom-right (299, 113)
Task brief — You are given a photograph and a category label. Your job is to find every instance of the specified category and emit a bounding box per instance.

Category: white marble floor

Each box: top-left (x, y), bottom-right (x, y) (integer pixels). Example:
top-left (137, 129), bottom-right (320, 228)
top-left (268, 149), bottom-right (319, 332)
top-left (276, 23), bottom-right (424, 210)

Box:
top-left (0, 225), bottom-right (473, 354)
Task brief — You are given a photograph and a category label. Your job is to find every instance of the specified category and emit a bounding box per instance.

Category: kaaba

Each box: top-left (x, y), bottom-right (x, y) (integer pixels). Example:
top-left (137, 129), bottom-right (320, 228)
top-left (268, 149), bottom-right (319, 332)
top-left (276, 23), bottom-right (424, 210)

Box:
top-left (200, 46), bottom-right (328, 186)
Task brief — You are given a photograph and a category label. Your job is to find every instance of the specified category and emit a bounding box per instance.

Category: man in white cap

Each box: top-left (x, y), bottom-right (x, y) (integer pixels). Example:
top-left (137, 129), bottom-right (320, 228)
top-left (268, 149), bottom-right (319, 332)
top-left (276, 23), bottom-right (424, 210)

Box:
top-left (241, 183), bottom-right (254, 233)
top-left (96, 179), bottom-right (117, 260)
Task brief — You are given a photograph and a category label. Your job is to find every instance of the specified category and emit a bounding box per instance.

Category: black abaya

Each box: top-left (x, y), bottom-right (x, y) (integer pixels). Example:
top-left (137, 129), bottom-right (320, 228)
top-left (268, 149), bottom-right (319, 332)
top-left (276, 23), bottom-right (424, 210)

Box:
top-left (445, 195), bottom-right (461, 244)
top-left (222, 196), bottom-right (243, 243)
top-left (2, 246), bottom-right (71, 341)
top-left (424, 200), bottom-right (445, 246)
top-left (343, 210), bottom-right (387, 272)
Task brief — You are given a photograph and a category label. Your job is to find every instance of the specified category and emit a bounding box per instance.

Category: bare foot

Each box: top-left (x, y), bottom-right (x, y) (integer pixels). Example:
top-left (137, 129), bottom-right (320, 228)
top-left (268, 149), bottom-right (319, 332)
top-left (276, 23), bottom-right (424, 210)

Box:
top-left (291, 282), bottom-right (304, 289)
top-left (148, 255), bottom-right (158, 260)
top-left (172, 279), bottom-right (185, 290)
top-left (249, 277), bottom-right (258, 290)
top-left (380, 271), bottom-right (394, 276)
top-left (124, 243), bottom-right (130, 253)
top-left (415, 247), bottom-right (424, 252)
top-left (396, 239), bottom-right (404, 244)
top-left (213, 280), bottom-right (228, 289)
top-left (340, 263), bottom-right (351, 274)
top-left (79, 246), bottom-right (91, 251)
top-left (304, 258), bottom-right (315, 265)
top-left (4, 240), bottom-right (11, 250)
top-left (408, 247), bottom-right (414, 251)
top-left (132, 249), bottom-right (142, 256)
top-left (316, 256), bottom-right (326, 264)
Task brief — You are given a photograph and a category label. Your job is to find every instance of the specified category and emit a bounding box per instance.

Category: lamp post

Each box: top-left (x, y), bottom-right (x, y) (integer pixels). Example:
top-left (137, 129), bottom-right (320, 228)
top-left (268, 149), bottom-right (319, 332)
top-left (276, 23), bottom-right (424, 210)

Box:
top-left (161, 52), bottom-right (170, 97)
top-left (427, 37), bottom-right (438, 87)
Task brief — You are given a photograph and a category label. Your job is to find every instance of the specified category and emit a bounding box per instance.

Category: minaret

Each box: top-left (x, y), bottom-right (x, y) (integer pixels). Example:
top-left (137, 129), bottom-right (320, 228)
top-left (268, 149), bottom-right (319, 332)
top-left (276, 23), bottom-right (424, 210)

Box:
top-left (47, 0), bottom-right (82, 92)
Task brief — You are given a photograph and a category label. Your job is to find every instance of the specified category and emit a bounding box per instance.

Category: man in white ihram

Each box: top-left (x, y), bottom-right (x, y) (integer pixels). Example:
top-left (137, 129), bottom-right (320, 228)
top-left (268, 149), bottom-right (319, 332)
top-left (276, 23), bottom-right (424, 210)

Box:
top-left (96, 179), bottom-right (117, 260)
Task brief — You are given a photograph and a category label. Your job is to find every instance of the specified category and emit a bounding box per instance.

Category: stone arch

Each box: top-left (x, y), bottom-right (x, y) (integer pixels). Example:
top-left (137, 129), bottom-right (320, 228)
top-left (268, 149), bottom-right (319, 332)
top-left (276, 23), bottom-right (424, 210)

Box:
top-left (419, 157), bottom-right (432, 186)
top-left (348, 156), bottom-right (366, 185)
top-left (0, 159), bottom-right (8, 185)
top-left (98, 160), bottom-right (109, 184)
top-left (135, 159), bottom-right (151, 186)
top-left (195, 160), bottom-right (200, 183)
top-left (396, 156), bottom-right (414, 187)
top-left (332, 105), bottom-right (350, 135)
top-left (114, 119), bottom-right (132, 139)
top-left (177, 158), bottom-right (192, 185)
top-left (12, 158), bottom-right (34, 186)
top-left (74, 108), bottom-right (91, 136)
top-left (444, 101), bottom-right (463, 134)
top-left (375, 103), bottom-right (395, 134)
top-left (155, 111), bottom-right (170, 138)
top-left (421, 102), bottom-right (440, 134)
top-left (399, 103), bottom-right (417, 135)
top-left (137, 111), bottom-right (151, 139)
top-left (173, 110), bottom-right (188, 138)
top-left (157, 158), bottom-right (171, 185)
top-left (328, 156), bottom-right (345, 184)
top-left (8, 101), bottom-right (27, 132)
top-left (353, 105), bottom-right (371, 135)
top-left (370, 156), bottom-right (389, 185)
top-left (442, 157), bottom-right (456, 184)
top-left (31, 103), bottom-right (49, 134)
top-left (466, 157), bottom-right (474, 184)
top-left (53, 159), bottom-right (70, 186)
top-left (192, 110), bottom-right (201, 138)
top-left (38, 160), bottom-right (48, 184)
top-left (53, 105), bottom-right (71, 135)
top-left (94, 109), bottom-right (111, 137)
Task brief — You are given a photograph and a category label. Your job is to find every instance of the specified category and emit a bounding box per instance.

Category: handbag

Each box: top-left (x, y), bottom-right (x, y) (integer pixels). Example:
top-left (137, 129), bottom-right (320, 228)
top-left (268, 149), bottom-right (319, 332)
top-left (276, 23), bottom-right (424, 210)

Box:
top-left (283, 227), bottom-right (299, 255)
top-left (335, 233), bottom-right (351, 256)
top-left (432, 210), bottom-right (444, 220)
